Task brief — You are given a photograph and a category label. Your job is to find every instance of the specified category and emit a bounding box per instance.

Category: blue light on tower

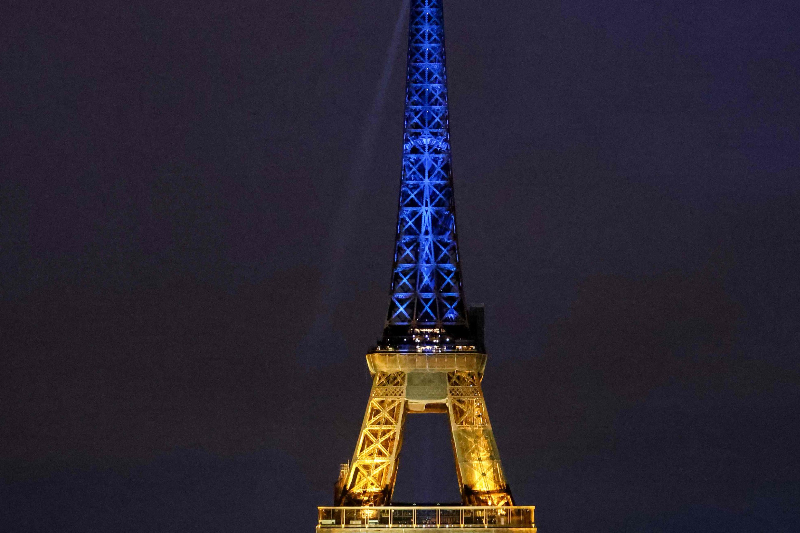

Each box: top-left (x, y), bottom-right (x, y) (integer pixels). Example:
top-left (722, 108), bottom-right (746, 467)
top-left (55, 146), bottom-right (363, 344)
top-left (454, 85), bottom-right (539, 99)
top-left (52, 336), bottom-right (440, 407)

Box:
top-left (385, 0), bottom-right (468, 342)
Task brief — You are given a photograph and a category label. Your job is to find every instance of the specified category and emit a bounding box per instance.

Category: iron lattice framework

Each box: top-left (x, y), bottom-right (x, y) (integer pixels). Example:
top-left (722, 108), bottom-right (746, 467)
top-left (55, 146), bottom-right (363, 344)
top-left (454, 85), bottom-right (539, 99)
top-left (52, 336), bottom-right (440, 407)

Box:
top-left (336, 360), bottom-right (514, 507)
top-left (385, 0), bottom-right (468, 339)
top-left (330, 0), bottom-right (522, 517)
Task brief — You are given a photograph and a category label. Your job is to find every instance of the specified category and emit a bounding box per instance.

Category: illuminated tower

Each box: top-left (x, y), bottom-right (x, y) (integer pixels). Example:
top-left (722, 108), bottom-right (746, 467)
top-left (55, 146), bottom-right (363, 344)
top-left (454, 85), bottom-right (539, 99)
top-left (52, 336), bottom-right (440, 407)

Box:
top-left (318, 0), bottom-right (536, 530)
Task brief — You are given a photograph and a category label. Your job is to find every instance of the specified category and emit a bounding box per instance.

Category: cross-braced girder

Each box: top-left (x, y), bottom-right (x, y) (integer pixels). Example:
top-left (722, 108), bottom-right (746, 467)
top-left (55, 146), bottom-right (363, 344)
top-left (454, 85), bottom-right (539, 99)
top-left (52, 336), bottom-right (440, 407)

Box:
top-left (447, 371), bottom-right (514, 506)
top-left (386, 0), bottom-right (468, 335)
top-left (339, 372), bottom-right (408, 506)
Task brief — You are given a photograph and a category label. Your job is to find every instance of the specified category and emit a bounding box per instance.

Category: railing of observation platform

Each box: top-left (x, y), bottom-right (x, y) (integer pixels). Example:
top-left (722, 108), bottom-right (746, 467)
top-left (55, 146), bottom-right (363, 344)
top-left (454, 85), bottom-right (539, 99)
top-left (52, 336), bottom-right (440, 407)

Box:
top-left (318, 506), bottom-right (535, 529)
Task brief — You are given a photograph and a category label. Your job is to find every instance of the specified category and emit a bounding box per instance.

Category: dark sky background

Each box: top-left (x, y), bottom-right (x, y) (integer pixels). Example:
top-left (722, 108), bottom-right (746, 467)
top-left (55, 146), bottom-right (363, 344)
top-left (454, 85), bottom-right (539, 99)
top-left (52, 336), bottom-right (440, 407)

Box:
top-left (2, 0), bottom-right (799, 531)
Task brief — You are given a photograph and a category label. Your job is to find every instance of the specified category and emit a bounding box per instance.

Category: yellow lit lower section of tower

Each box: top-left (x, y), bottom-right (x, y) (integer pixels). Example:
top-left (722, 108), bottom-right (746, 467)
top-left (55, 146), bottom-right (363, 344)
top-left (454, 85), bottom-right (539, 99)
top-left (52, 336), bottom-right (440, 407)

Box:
top-left (335, 353), bottom-right (514, 507)
top-left (337, 371), bottom-right (408, 506)
top-left (447, 370), bottom-right (514, 506)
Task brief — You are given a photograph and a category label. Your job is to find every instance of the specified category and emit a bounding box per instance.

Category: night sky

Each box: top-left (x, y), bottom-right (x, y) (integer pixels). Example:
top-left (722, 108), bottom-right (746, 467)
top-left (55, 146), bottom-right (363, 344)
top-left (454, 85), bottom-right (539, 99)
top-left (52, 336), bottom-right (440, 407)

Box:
top-left (2, 1), bottom-right (799, 532)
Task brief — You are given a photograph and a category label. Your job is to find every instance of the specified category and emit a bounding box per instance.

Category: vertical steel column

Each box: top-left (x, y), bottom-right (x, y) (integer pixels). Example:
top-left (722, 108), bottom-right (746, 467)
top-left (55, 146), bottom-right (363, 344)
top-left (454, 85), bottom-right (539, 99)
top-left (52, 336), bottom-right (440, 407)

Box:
top-left (447, 371), bottom-right (514, 506)
top-left (338, 372), bottom-right (408, 506)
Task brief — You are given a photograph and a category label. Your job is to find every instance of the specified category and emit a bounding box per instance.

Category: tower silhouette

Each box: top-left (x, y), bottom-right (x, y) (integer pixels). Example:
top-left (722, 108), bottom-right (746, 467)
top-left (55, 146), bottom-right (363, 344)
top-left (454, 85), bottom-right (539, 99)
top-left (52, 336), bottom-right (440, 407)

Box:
top-left (318, 1), bottom-right (536, 530)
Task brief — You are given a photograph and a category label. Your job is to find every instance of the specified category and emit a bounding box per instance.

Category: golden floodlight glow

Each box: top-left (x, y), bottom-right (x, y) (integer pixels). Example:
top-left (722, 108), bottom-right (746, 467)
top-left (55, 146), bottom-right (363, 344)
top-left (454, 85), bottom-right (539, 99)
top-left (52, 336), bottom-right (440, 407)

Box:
top-left (335, 354), bottom-right (514, 508)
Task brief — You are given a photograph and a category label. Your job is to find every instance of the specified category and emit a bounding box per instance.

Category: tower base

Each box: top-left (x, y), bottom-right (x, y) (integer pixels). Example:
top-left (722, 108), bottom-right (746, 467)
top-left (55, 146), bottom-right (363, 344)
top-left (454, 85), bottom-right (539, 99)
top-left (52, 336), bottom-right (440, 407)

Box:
top-left (317, 506), bottom-right (536, 532)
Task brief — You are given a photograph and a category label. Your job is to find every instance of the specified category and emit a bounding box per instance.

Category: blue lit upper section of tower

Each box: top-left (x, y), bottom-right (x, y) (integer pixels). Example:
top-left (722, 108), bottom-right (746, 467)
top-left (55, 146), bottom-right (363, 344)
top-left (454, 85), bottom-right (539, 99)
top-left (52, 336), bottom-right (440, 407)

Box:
top-left (382, 0), bottom-right (477, 351)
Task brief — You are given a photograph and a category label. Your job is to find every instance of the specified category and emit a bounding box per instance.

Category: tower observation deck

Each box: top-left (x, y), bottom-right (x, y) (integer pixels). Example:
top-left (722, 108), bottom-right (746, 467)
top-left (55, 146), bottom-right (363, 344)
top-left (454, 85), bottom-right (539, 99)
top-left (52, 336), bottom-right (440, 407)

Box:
top-left (317, 1), bottom-right (536, 531)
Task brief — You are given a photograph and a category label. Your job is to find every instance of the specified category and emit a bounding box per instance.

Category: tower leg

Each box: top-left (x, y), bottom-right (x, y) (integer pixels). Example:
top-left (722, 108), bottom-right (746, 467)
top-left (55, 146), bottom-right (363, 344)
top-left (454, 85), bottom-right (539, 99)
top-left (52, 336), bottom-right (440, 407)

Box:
top-left (447, 371), bottom-right (514, 506)
top-left (337, 371), bottom-right (407, 506)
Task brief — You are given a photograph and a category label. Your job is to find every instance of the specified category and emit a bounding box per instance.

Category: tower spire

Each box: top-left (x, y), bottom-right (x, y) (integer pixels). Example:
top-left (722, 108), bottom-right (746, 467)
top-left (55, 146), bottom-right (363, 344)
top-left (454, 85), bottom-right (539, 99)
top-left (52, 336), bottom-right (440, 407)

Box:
top-left (383, 0), bottom-right (471, 348)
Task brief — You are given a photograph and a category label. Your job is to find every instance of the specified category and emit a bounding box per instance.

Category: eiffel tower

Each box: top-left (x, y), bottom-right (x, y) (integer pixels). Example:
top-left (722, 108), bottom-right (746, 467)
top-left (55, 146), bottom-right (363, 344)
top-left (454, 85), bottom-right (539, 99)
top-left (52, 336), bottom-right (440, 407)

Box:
top-left (318, 1), bottom-right (535, 530)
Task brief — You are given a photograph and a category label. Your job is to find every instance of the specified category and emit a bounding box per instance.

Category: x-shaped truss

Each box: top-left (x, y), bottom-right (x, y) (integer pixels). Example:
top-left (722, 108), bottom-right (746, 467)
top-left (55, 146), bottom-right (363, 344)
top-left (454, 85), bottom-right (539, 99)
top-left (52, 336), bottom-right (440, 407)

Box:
top-left (386, 0), bottom-right (468, 330)
top-left (447, 371), bottom-right (514, 506)
top-left (340, 372), bottom-right (407, 506)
